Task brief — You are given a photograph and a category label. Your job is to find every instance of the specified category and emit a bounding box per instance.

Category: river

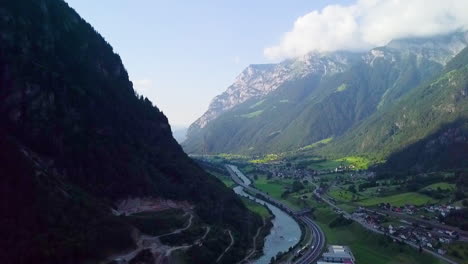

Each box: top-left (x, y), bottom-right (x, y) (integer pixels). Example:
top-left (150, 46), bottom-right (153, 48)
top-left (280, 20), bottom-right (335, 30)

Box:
top-left (230, 166), bottom-right (301, 264)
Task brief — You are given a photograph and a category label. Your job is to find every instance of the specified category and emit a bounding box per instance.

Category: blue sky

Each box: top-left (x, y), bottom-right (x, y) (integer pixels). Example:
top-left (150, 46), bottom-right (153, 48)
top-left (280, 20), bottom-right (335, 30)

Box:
top-left (65, 0), bottom-right (467, 126)
top-left (64, 0), bottom-right (352, 126)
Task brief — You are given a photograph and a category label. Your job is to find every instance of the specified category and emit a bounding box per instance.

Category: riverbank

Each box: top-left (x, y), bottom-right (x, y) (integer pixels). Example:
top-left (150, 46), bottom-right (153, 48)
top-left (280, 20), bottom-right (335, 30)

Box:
top-left (226, 164), bottom-right (326, 264)
top-left (234, 186), bottom-right (301, 264)
top-left (240, 196), bottom-right (275, 261)
top-left (196, 159), bottom-right (324, 264)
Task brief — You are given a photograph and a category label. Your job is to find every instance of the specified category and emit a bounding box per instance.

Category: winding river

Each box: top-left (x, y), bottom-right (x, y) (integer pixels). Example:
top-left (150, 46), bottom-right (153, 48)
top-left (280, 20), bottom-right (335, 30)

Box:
top-left (230, 166), bottom-right (301, 264)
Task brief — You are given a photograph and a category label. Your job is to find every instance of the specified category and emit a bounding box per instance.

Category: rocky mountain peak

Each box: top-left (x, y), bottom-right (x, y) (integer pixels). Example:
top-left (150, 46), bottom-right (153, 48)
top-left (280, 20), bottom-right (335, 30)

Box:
top-left (187, 63), bottom-right (292, 133)
top-left (187, 52), bottom-right (356, 136)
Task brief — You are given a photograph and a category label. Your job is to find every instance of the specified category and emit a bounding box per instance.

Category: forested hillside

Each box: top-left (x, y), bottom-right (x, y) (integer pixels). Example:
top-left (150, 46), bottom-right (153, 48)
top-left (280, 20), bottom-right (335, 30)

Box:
top-left (321, 47), bottom-right (468, 171)
top-left (0, 1), bottom-right (260, 263)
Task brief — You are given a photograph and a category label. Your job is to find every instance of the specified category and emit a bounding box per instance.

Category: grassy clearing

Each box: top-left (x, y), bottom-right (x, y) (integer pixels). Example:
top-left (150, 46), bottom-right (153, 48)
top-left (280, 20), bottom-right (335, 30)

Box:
top-left (250, 99), bottom-right (266, 109)
top-left (251, 176), bottom-right (311, 210)
top-left (359, 192), bottom-right (435, 207)
top-left (222, 179), bottom-right (235, 188)
top-left (311, 202), bottom-right (443, 264)
top-left (444, 241), bottom-right (468, 263)
top-left (328, 188), bottom-right (360, 202)
top-left (336, 156), bottom-right (371, 169)
top-left (300, 137), bottom-right (334, 151)
top-left (422, 182), bottom-right (455, 191)
top-left (241, 197), bottom-right (271, 219)
top-left (241, 110), bottom-right (264, 118)
top-left (253, 176), bottom-right (290, 199)
top-left (250, 154), bottom-right (280, 164)
top-left (206, 169), bottom-right (236, 188)
top-left (276, 191), bottom-right (312, 210)
top-left (217, 153), bottom-right (250, 160)
top-left (336, 83), bottom-right (347, 92)
top-left (336, 203), bottom-right (359, 213)
top-left (318, 173), bottom-right (345, 181)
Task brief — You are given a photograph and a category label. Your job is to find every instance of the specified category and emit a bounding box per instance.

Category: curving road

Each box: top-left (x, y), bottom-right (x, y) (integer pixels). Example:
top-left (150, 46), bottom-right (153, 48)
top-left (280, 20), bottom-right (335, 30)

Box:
top-left (225, 165), bottom-right (326, 264)
top-left (295, 216), bottom-right (326, 264)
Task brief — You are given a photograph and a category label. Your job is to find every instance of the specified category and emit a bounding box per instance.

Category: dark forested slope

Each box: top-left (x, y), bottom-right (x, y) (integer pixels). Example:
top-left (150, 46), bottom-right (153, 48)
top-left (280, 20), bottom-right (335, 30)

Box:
top-left (0, 1), bottom-right (260, 263)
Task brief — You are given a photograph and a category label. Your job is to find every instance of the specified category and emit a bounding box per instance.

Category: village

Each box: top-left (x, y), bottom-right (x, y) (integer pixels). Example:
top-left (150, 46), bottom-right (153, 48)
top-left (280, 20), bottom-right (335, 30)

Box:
top-left (349, 206), bottom-right (464, 256)
top-left (241, 160), bottom-right (467, 263)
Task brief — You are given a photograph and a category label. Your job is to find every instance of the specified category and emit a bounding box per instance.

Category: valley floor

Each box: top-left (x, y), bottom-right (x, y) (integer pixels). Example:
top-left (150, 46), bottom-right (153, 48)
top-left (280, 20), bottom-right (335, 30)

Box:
top-left (199, 156), bottom-right (467, 264)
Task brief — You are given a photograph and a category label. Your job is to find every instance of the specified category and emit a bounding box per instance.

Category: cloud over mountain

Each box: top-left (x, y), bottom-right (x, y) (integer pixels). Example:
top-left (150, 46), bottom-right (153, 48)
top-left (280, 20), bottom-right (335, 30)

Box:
top-left (265, 0), bottom-right (468, 59)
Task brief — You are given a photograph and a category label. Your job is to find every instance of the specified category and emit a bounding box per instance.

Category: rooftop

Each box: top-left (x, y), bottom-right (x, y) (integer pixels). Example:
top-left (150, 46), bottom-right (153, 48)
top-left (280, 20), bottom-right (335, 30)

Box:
top-left (320, 245), bottom-right (355, 264)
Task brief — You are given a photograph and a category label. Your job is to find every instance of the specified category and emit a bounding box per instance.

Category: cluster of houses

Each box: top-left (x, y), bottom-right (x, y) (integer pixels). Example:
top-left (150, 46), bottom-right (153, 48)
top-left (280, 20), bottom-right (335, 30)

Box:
top-left (309, 165), bottom-right (369, 176)
top-left (379, 203), bottom-right (463, 220)
top-left (424, 204), bottom-right (463, 218)
top-left (330, 165), bottom-right (355, 173)
top-left (351, 208), bottom-right (461, 255)
top-left (385, 224), bottom-right (457, 254)
top-left (255, 162), bottom-right (375, 182)
top-left (255, 163), bottom-right (311, 179)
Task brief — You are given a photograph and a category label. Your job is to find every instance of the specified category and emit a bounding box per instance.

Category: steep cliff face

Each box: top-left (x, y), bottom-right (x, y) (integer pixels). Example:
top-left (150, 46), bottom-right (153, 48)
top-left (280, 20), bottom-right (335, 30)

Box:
top-left (187, 52), bottom-right (358, 137)
top-left (0, 1), bottom-right (260, 263)
top-left (189, 64), bottom-right (285, 131)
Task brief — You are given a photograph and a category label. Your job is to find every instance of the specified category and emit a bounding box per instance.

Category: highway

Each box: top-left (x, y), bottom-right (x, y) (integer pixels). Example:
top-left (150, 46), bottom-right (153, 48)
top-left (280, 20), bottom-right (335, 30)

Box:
top-left (296, 216), bottom-right (326, 264)
top-left (225, 165), bottom-right (325, 264)
top-left (310, 183), bottom-right (459, 264)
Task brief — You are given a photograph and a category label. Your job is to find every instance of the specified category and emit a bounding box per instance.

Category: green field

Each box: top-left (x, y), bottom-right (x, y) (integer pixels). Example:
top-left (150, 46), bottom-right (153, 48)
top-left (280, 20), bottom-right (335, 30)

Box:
top-left (359, 192), bottom-right (435, 207)
top-left (336, 156), bottom-right (371, 170)
top-left (444, 242), bottom-right (468, 263)
top-left (328, 188), bottom-right (360, 202)
top-left (252, 176), bottom-right (313, 210)
top-left (222, 179), bottom-right (235, 188)
top-left (311, 202), bottom-right (444, 264)
top-left (253, 176), bottom-right (292, 199)
top-left (250, 154), bottom-right (280, 164)
top-left (422, 182), bottom-right (455, 191)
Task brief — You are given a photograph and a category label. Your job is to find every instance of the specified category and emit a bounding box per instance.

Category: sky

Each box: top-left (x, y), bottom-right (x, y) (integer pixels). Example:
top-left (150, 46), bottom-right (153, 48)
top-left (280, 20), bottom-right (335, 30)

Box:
top-left (65, 0), bottom-right (468, 127)
top-left (64, 0), bottom-right (352, 127)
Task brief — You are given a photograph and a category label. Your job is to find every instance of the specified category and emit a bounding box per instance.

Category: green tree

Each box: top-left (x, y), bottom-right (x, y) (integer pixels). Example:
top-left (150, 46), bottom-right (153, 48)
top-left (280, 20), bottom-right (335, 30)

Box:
top-left (292, 180), bottom-right (305, 192)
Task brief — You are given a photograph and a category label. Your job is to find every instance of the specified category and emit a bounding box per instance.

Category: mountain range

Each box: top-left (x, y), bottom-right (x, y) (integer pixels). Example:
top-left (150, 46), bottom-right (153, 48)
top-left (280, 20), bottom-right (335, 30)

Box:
top-left (183, 32), bottom-right (468, 171)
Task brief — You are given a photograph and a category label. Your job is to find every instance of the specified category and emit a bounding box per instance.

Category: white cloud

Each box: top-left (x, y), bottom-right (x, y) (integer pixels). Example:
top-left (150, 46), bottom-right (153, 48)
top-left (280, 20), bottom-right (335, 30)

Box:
top-left (264, 0), bottom-right (468, 60)
top-left (233, 56), bottom-right (241, 64)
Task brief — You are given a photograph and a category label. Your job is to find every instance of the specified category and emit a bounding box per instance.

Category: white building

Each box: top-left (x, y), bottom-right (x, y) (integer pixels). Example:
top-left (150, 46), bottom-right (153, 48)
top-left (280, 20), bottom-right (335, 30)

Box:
top-left (318, 245), bottom-right (355, 264)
